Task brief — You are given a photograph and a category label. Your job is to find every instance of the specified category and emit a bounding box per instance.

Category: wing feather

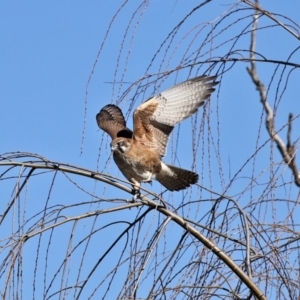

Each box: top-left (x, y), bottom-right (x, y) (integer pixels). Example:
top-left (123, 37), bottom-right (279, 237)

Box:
top-left (96, 104), bottom-right (132, 140)
top-left (153, 75), bottom-right (218, 126)
top-left (133, 75), bottom-right (218, 156)
top-left (132, 99), bottom-right (159, 150)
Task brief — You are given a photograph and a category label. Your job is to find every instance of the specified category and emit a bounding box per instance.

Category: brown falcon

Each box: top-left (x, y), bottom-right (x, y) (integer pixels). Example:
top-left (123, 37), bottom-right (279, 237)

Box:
top-left (96, 75), bottom-right (218, 199)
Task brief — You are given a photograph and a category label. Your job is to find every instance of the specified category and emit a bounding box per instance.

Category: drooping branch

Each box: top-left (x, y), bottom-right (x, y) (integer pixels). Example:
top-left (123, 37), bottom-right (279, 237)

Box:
top-left (0, 152), bottom-right (266, 299)
top-left (246, 5), bottom-right (300, 187)
top-left (242, 0), bottom-right (300, 41)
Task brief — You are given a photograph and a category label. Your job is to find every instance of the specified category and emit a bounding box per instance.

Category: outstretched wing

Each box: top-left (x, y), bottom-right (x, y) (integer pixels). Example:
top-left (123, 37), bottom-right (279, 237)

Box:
top-left (133, 75), bottom-right (218, 157)
top-left (96, 104), bottom-right (132, 140)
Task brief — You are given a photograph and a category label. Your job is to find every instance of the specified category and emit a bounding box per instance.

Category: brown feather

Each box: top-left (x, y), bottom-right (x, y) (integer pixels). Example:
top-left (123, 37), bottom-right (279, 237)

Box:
top-left (132, 99), bottom-right (159, 147)
top-left (156, 163), bottom-right (199, 191)
top-left (132, 76), bottom-right (218, 157)
top-left (112, 138), bottom-right (161, 188)
top-left (96, 104), bottom-right (132, 139)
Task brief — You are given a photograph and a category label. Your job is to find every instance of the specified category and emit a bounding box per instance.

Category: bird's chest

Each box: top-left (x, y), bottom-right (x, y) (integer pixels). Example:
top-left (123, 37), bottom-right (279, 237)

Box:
top-left (113, 147), bottom-right (161, 182)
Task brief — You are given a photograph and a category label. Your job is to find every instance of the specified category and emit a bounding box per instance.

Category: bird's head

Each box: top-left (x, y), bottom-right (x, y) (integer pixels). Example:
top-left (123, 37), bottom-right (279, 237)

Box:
top-left (111, 138), bottom-right (131, 153)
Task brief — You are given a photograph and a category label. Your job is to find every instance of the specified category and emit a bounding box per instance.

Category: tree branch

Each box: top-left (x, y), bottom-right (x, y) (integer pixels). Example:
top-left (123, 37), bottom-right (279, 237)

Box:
top-left (242, 0), bottom-right (300, 41)
top-left (246, 6), bottom-right (300, 187)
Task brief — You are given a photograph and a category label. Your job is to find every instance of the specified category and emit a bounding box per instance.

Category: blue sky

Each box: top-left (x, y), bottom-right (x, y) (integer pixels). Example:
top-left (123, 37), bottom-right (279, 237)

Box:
top-left (1, 1), bottom-right (299, 168)
top-left (1, 1), bottom-right (300, 299)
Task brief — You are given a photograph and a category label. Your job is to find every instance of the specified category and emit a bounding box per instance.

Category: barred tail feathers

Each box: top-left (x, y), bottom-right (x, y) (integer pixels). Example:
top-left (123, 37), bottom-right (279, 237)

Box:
top-left (156, 163), bottom-right (198, 191)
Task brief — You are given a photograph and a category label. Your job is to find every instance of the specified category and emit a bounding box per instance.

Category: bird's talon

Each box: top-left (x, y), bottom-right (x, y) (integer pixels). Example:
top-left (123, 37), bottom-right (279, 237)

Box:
top-left (131, 189), bottom-right (141, 201)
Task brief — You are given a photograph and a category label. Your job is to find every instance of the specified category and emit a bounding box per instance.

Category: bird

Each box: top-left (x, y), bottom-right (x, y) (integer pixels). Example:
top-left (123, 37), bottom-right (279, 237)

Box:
top-left (96, 75), bottom-right (218, 199)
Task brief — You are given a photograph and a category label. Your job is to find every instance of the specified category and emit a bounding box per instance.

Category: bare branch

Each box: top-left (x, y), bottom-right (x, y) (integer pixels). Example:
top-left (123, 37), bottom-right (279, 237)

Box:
top-left (246, 6), bottom-right (300, 187)
top-left (242, 0), bottom-right (300, 40)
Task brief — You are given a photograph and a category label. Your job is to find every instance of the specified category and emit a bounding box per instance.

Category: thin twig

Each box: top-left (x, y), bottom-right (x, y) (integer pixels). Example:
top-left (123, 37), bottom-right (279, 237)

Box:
top-left (242, 0), bottom-right (300, 40)
top-left (132, 217), bottom-right (172, 295)
top-left (246, 5), bottom-right (300, 187)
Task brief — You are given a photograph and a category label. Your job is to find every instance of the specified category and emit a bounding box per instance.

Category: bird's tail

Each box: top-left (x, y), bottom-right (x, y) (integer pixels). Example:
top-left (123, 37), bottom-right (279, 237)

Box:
top-left (156, 163), bottom-right (198, 191)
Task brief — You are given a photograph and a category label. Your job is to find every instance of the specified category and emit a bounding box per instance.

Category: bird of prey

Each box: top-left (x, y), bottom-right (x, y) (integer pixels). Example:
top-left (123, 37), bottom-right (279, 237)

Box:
top-left (96, 75), bottom-right (218, 199)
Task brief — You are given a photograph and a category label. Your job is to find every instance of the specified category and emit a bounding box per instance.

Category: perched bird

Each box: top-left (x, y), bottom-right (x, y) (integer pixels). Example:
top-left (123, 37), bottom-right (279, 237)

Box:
top-left (97, 75), bottom-right (218, 199)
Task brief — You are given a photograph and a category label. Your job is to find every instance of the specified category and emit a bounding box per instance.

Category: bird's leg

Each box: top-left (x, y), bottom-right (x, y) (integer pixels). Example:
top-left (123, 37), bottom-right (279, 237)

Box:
top-left (130, 180), bottom-right (141, 202)
top-left (131, 188), bottom-right (141, 201)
